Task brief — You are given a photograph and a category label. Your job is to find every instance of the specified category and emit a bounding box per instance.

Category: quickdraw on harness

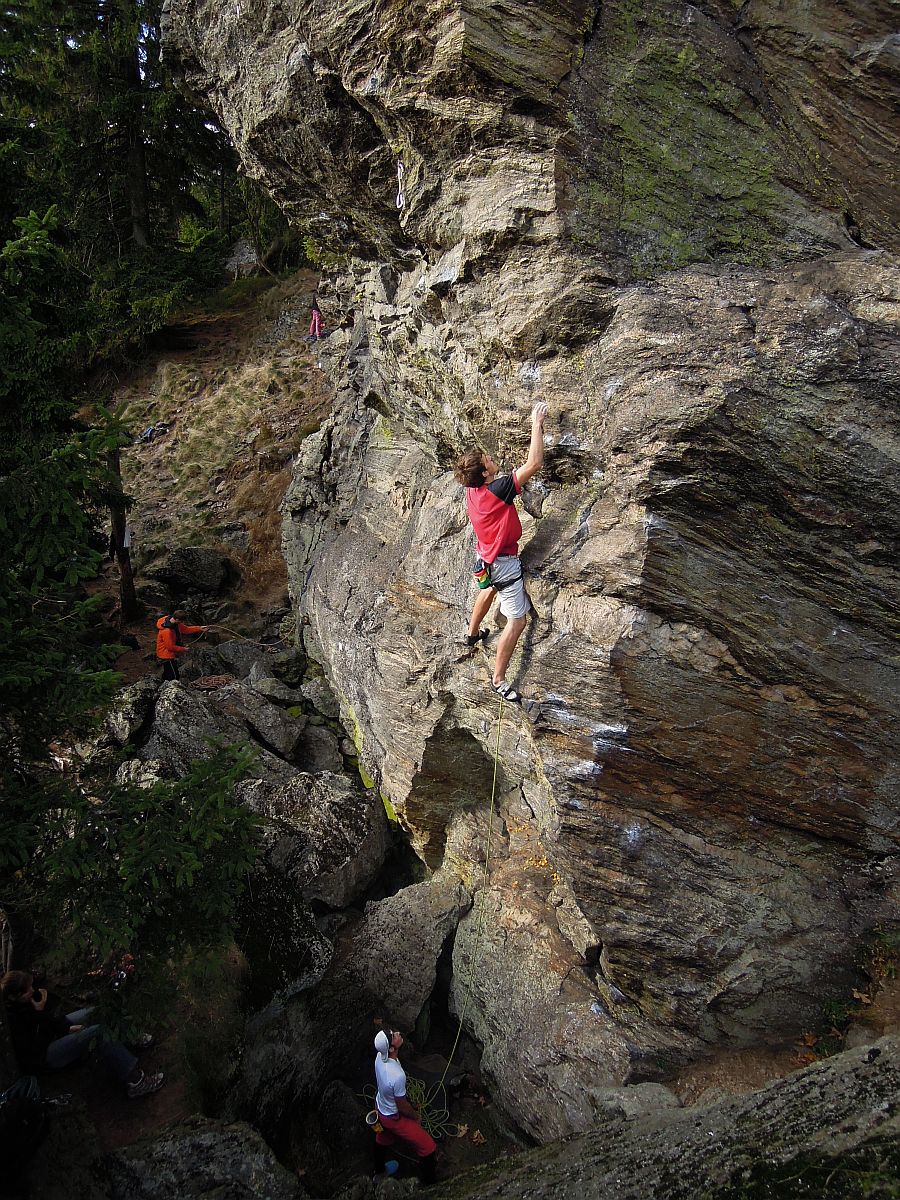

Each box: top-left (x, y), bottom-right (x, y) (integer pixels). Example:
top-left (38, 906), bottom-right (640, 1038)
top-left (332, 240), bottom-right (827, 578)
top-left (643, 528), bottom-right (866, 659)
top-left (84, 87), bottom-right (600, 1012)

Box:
top-left (472, 559), bottom-right (523, 592)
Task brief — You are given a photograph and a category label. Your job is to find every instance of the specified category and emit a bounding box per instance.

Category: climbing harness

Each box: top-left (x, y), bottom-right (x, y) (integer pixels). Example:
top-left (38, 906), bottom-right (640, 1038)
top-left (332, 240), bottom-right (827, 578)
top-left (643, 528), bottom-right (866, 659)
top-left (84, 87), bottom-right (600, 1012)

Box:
top-left (395, 159), bottom-right (406, 211)
top-left (490, 569), bottom-right (523, 592)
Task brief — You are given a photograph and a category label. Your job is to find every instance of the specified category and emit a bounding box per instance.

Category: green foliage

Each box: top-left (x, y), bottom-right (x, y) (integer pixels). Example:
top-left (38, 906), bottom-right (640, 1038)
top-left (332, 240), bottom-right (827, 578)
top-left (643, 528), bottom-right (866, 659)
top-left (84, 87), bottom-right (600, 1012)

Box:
top-left (821, 997), bottom-right (852, 1030)
top-left (0, 0), bottom-right (273, 1046)
top-left (234, 179), bottom-right (304, 272)
top-left (204, 274), bottom-right (278, 313)
top-left (35, 747), bottom-right (258, 957)
top-left (301, 232), bottom-right (345, 270)
top-left (2, 746), bottom-right (261, 1035)
top-left (0, 417), bottom-right (128, 762)
top-left (169, 947), bottom-right (247, 1109)
top-left (572, 2), bottom-right (781, 275)
top-left (0, 206), bottom-right (82, 441)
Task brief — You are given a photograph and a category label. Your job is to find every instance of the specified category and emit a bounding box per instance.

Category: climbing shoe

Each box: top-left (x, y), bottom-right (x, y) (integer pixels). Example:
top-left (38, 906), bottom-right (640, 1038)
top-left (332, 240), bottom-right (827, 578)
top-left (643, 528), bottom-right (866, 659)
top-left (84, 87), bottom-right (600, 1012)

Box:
top-left (492, 679), bottom-right (522, 703)
top-left (465, 627), bottom-right (491, 648)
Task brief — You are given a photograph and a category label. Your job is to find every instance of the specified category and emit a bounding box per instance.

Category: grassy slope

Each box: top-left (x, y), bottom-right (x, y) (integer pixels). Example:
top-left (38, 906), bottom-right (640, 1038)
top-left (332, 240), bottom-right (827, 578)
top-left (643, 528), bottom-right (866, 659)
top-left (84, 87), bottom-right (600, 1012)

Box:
top-left (115, 269), bottom-right (332, 611)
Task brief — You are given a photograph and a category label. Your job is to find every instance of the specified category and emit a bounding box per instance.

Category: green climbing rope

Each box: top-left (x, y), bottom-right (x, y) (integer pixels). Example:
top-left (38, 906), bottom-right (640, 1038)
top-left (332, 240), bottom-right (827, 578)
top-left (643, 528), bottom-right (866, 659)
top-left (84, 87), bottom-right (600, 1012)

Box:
top-left (361, 1077), bottom-right (456, 1141)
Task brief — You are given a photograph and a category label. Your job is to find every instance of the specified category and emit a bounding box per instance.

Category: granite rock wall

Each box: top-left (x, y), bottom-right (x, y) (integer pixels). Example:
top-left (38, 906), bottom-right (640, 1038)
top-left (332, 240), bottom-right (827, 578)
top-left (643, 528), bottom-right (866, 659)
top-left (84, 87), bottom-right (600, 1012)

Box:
top-left (162, 0), bottom-right (899, 1139)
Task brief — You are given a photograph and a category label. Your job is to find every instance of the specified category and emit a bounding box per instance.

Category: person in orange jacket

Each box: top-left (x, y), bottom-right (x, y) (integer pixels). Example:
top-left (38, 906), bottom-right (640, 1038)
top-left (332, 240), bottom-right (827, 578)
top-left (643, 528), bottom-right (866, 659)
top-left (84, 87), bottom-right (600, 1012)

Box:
top-left (155, 610), bottom-right (208, 681)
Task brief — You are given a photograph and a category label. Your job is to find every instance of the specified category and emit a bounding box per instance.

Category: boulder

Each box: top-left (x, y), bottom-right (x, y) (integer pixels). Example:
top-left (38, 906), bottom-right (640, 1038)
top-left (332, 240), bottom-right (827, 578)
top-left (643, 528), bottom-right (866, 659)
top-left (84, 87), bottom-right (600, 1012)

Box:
top-left (237, 772), bottom-right (391, 909)
top-left (227, 965), bottom-right (383, 1142)
top-left (270, 647), bottom-right (307, 687)
top-left (164, 0), bottom-right (900, 1142)
top-left (139, 681), bottom-right (295, 782)
top-left (292, 1079), bottom-right (373, 1195)
top-left (229, 872), bottom-right (467, 1141)
top-left (236, 867), bottom-right (333, 1005)
top-left (296, 724), bottom-right (343, 773)
top-left (24, 1102), bottom-right (111, 1200)
top-left (410, 1038), bottom-right (900, 1200)
top-left (215, 640), bottom-right (270, 679)
top-left (301, 677), bottom-right (341, 720)
top-left (224, 238), bottom-right (259, 278)
top-left (104, 677), bottom-right (161, 746)
top-left (588, 1082), bottom-right (682, 1121)
top-left (249, 659), bottom-right (306, 704)
top-left (213, 681), bottom-right (306, 760)
top-left (250, 673), bottom-right (307, 706)
top-left (316, 1080), bottom-right (371, 1169)
top-left (115, 758), bottom-right (165, 788)
top-left (150, 546), bottom-right (236, 594)
top-left (450, 882), bottom-right (690, 1143)
top-left (350, 871), bottom-right (470, 1030)
top-left (104, 1115), bottom-right (303, 1199)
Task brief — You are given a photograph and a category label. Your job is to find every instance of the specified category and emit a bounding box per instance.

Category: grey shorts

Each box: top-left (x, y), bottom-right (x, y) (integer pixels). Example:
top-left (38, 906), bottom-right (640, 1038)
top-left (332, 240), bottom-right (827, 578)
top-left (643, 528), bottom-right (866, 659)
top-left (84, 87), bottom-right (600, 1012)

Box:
top-left (490, 555), bottom-right (531, 620)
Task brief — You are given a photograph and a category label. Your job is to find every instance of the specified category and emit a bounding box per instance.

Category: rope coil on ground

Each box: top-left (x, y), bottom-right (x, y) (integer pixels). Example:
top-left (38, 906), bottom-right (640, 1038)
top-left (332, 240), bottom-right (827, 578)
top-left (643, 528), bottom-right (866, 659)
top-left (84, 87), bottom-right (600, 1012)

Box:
top-left (361, 1078), bottom-right (456, 1141)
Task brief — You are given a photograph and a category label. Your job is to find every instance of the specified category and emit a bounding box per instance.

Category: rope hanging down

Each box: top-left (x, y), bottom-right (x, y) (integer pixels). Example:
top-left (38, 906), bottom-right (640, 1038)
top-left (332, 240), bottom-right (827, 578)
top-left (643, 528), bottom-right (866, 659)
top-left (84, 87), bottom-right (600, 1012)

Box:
top-left (361, 694), bottom-right (505, 1136)
top-left (437, 693), bottom-right (505, 1089)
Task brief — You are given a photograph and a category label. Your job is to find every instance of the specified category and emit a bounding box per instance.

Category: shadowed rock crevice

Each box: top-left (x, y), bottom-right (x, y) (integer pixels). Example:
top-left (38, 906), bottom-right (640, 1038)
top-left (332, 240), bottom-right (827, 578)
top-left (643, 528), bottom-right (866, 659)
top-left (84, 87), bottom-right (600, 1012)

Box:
top-left (405, 721), bottom-right (505, 870)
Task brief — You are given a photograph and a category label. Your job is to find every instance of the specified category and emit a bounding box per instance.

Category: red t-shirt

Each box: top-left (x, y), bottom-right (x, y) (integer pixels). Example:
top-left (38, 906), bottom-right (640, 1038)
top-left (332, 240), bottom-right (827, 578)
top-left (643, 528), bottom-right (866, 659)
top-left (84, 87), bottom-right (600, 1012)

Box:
top-left (466, 473), bottom-right (522, 564)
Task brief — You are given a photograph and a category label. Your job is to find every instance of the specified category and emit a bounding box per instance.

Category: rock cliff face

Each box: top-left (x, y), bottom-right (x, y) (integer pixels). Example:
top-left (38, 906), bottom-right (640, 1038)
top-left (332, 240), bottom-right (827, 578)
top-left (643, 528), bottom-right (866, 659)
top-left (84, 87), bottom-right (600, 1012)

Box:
top-left (371, 1036), bottom-right (900, 1200)
top-left (163, 0), bottom-right (899, 1139)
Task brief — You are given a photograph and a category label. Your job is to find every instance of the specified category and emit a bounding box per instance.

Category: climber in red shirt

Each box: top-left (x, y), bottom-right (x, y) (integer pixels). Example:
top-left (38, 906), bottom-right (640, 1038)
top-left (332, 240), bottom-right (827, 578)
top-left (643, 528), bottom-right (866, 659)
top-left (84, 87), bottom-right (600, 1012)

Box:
top-left (155, 610), bottom-right (208, 681)
top-left (453, 402), bottom-right (548, 703)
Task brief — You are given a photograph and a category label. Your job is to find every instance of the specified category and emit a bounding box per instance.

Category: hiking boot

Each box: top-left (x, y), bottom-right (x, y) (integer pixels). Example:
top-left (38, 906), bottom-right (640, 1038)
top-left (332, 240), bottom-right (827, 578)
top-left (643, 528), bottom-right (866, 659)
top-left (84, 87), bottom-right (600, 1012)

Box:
top-left (127, 1071), bottom-right (165, 1099)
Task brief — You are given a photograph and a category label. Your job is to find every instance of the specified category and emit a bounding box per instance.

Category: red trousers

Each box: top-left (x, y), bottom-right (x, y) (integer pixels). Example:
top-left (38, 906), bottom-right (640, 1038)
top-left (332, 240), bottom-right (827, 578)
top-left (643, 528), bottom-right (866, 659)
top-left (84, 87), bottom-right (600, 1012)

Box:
top-left (310, 311), bottom-right (323, 337)
top-left (375, 1111), bottom-right (436, 1158)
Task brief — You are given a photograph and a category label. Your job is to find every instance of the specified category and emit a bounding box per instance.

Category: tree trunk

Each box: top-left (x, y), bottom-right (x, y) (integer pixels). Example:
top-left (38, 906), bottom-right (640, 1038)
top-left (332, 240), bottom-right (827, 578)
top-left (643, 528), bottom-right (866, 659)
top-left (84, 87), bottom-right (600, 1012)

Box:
top-left (108, 446), bottom-right (139, 621)
top-left (0, 912), bottom-right (17, 1089)
top-left (116, 3), bottom-right (150, 248)
top-left (127, 127), bottom-right (150, 249)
